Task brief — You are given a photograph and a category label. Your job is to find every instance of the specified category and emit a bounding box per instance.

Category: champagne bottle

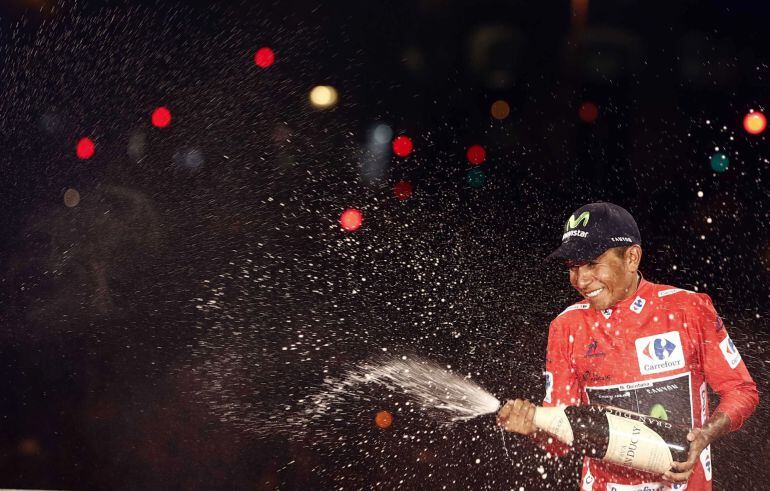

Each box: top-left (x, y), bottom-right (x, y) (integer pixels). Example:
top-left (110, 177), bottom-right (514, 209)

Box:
top-left (533, 404), bottom-right (690, 474)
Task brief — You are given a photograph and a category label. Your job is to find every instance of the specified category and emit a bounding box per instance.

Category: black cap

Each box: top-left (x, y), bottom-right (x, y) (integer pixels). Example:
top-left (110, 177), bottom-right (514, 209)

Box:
top-left (547, 202), bottom-right (641, 262)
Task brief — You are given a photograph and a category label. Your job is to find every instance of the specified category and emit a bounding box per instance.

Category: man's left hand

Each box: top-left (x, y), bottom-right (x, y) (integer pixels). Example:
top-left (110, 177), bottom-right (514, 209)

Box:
top-left (662, 428), bottom-right (710, 484)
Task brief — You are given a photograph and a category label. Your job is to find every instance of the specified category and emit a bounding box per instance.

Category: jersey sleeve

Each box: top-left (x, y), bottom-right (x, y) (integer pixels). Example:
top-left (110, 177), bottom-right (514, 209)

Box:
top-left (689, 293), bottom-right (759, 431)
top-left (543, 317), bottom-right (581, 407)
top-left (531, 316), bottom-right (581, 456)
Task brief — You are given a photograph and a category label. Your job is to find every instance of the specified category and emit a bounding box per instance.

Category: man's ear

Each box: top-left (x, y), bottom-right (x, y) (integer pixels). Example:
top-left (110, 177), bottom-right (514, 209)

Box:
top-left (626, 245), bottom-right (642, 272)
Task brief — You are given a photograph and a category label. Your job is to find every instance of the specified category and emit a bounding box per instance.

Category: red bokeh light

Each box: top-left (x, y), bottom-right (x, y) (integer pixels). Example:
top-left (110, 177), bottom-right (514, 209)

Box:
top-left (375, 410), bottom-right (393, 429)
top-left (393, 180), bottom-right (413, 200)
top-left (152, 106), bottom-right (172, 128)
top-left (340, 208), bottom-right (363, 232)
top-left (466, 144), bottom-right (486, 166)
top-left (254, 47), bottom-right (275, 68)
top-left (743, 111), bottom-right (767, 135)
top-left (392, 135), bottom-right (413, 157)
top-left (578, 101), bottom-right (599, 123)
top-left (76, 137), bottom-right (95, 159)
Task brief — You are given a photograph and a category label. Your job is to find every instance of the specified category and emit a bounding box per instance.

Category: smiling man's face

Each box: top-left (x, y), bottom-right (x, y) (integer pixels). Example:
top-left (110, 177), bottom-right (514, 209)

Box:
top-left (567, 245), bottom-right (642, 311)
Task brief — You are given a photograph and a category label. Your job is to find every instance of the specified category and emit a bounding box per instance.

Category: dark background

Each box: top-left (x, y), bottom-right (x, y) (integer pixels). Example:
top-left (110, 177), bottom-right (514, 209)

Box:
top-left (0, 0), bottom-right (768, 489)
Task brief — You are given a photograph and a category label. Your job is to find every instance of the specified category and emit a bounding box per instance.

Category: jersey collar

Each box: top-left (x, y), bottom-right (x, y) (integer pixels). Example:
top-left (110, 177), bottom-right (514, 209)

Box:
top-left (608, 271), bottom-right (648, 312)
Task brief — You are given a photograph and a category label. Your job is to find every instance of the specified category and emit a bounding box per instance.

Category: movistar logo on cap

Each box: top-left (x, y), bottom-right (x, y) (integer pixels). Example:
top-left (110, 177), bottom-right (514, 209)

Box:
top-left (566, 211), bottom-right (590, 230)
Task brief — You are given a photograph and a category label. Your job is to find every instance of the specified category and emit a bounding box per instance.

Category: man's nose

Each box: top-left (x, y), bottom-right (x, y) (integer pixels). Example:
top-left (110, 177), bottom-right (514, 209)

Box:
top-left (576, 266), bottom-right (593, 288)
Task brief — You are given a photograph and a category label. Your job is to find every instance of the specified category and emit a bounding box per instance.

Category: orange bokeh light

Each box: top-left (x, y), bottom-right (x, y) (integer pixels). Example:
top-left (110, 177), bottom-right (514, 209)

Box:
top-left (375, 410), bottom-right (393, 429)
top-left (490, 100), bottom-right (510, 120)
top-left (743, 111), bottom-right (767, 135)
top-left (339, 208), bottom-right (363, 232)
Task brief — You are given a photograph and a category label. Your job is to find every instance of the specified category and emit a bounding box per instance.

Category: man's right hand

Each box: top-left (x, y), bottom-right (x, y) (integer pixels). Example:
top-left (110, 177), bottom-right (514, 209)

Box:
top-left (497, 399), bottom-right (538, 435)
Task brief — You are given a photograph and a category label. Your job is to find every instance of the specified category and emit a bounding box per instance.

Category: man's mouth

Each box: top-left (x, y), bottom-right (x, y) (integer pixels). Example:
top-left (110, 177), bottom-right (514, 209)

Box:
top-left (585, 288), bottom-right (604, 298)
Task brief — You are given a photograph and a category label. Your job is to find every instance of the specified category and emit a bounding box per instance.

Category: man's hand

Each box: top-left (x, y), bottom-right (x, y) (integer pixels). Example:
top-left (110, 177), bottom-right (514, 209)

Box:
top-left (663, 411), bottom-right (731, 484)
top-left (662, 428), bottom-right (710, 484)
top-left (497, 399), bottom-right (538, 436)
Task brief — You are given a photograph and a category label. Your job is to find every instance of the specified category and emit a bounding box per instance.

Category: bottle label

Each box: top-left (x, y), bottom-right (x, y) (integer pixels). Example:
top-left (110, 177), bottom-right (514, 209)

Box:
top-left (533, 406), bottom-right (574, 445)
top-left (604, 412), bottom-right (674, 474)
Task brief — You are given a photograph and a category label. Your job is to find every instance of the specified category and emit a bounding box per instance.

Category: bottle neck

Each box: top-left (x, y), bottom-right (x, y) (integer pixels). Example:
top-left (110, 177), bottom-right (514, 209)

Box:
top-left (533, 406), bottom-right (574, 445)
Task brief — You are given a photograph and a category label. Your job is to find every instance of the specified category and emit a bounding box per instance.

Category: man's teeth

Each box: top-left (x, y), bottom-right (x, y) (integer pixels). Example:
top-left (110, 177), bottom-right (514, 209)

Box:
top-left (586, 288), bottom-right (604, 298)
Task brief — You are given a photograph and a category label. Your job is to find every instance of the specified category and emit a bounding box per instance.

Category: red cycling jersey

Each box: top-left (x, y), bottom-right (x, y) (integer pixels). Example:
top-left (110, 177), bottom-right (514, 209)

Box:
top-left (538, 275), bottom-right (758, 491)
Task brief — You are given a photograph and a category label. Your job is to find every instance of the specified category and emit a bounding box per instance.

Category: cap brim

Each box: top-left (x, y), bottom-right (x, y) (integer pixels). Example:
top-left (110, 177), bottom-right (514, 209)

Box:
top-left (545, 240), bottom-right (608, 263)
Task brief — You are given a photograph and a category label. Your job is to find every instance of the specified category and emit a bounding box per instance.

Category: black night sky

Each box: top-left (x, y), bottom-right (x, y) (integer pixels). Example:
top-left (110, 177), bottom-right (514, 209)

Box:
top-left (0, 0), bottom-right (769, 489)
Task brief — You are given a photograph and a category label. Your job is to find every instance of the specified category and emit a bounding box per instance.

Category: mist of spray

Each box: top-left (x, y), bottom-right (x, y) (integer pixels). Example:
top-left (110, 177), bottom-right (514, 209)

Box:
top-left (300, 355), bottom-right (501, 424)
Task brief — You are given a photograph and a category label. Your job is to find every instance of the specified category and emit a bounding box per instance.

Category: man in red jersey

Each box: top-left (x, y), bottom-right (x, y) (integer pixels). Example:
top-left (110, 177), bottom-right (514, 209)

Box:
top-left (497, 202), bottom-right (758, 490)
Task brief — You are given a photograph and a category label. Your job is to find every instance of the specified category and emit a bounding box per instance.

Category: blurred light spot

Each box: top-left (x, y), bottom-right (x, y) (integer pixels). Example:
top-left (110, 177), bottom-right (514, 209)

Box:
top-left (402, 47), bottom-right (425, 74)
top-left (467, 168), bottom-right (486, 188)
top-left (63, 188), bottom-right (80, 207)
top-left (467, 25), bottom-right (522, 90)
top-left (127, 131), bottom-right (147, 161)
top-left (697, 190), bottom-right (703, 198)
top-left (18, 438), bottom-right (41, 457)
top-left (174, 147), bottom-right (204, 170)
top-left (710, 152), bottom-right (729, 173)
top-left (392, 135), bottom-right (413, 157)
top-left (418, 448), bottom-right (434, 463)
top-left (271, 124), bottom-right (291, 143)
top-left (39, 111), bottom-right (62, 134)
top-left (571, 0), bottom-right (589, 29)
top-left (254, 47), bottom-right (275, 68)
top-left (466, 144), bottom-right (486, 166)
top-left (152, 106), bottom-right (172, 128)
top-left (579, 102), bottom-right (598, 123)
top-left (340, 208), bottom-right (363, 232)
top-left (362, 124), bottom-right (392, 183)
top-left (375, 410), bottom-right (393, 429)
top-left (743, 111), bottom-right (766, 135)
top-left (373, 124), bottom-right (393, 145)
top-left (393, 180), bottom-right (413, 200)
top-left (309, 85), bottom-right (339, 109)
top-left (490, 100), bottom-right (510, 120)
top-left (76, 137), bottom-right (95, 159)
top-left (581, 34), bottom-right (641, 85)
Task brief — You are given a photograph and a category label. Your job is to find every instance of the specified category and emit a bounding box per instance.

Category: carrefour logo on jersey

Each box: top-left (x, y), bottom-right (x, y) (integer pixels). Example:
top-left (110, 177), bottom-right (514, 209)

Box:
top-left (634, 331), bottom-right (685, 375)
top-left (719, 335), bottom-right (742, 369)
